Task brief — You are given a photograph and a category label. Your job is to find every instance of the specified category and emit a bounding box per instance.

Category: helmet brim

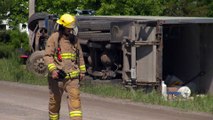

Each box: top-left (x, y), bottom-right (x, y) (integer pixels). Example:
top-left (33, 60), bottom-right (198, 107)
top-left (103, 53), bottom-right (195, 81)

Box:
top-left (56, 19), bottom-right (74, 29)
top-left (57, 19), bottom-right (62, 25)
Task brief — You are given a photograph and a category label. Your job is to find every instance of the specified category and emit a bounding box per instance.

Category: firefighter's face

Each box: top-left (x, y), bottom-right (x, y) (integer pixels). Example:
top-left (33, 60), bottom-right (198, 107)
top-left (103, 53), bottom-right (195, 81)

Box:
top-left (64, 28), bottom-right (72, 36)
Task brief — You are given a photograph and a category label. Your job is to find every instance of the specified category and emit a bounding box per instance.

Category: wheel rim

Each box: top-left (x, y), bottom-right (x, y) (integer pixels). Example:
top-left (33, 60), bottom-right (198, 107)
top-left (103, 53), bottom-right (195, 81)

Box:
top-left (33, 57), bottom-right (47, 75)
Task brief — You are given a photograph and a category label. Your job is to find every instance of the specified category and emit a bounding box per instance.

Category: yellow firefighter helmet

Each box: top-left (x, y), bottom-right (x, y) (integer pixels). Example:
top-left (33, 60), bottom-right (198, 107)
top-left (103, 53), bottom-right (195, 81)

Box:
top-left (57, 14), bottom-right (76, 29)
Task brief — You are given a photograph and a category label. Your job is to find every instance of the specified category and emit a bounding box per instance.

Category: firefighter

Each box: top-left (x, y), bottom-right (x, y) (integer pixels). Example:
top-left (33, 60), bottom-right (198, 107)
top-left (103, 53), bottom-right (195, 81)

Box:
top-left (44, 13), bottom-right (86, 120)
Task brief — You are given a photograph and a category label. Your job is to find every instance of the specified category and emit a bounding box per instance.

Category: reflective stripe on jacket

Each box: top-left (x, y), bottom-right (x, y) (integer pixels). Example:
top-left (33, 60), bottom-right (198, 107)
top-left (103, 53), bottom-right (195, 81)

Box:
top-left (54, 53), bottom-right (77, 60)
top-left (48, 63), bottom-right (57, 72)
top-left (65, 70), bottom-right (80, 79)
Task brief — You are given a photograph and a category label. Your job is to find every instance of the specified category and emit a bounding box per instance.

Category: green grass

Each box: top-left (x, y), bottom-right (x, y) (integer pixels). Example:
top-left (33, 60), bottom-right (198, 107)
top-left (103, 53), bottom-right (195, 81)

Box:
top-left (81, 81), bottom-right (213, 113)
top-left (0, 55), bottom-right (213, 114)
top-left (0, 55), bottom-right (47, 85)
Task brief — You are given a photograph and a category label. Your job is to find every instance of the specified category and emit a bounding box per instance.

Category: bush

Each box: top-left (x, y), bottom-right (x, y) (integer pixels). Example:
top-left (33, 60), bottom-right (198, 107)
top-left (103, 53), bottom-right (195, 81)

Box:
top-left (0, 29), bottom-right (29, 58)
top-left (0, 43), bottom-right (14, 58)
top-left (8, 30), bottom-right (29, 51)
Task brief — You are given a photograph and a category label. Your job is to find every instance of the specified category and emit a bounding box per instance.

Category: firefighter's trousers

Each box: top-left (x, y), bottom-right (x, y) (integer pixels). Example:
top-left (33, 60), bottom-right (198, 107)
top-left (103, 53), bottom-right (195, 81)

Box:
top-left (48, 77), bottom-right (82, 120)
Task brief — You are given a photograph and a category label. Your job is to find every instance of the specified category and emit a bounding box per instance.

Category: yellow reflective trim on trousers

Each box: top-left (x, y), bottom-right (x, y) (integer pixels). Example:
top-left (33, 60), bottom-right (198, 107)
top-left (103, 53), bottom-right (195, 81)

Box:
top-left (80, 65), bottom-right (86, 72)
top-left (48, 63), bottom-right (56, 71)
top-left (69, 110), bottom-right (82, 117)
top-left (49, 114), bottom-right (59, 120)
top-left (65, 70), bottom-right (80, 79)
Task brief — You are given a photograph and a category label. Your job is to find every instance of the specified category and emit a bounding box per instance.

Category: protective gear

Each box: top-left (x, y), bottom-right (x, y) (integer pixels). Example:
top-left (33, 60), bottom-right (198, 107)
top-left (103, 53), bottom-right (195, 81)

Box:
top-left (54, 53), bottom-right (77, 61)
top-left (48, 78), bottom-right (82, 120)
top-left (44, 32), bottom-right (86, 75)
top-left (56, 48), bottom-right (62, 61)
top-left (57, 14), bottom-right (76, 29)
top-left (49, 114), bottom-right (59, 120)
top-left (80, 73), bottom-right (85, 81)
top-left (57, 69), bottom-right (67, 79)
top-left (51, 70), bottom-right (59, 79)
top-left (48, 63), bottom-right (57, 72)
top-left (44, 22), bottom-right (86, 120)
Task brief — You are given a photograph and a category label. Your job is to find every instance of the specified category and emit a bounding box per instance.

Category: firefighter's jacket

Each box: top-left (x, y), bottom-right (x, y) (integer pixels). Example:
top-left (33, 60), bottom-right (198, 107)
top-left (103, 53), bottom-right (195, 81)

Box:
top-left (44, 32), bottom-right (86, 79)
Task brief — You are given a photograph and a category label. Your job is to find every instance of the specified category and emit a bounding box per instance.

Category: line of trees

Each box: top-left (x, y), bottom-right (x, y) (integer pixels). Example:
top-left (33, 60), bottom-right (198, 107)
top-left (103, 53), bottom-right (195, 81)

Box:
top-left (0, 0), bottom-right (213, 28)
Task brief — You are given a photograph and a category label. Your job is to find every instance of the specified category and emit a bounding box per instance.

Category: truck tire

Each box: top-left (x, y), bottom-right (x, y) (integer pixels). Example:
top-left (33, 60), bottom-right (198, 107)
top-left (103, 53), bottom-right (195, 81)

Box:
top-left (78, 32), bottom-right (111, 41)
top-left (28, 12), bottom-right (49, 31)
top-left (78, 21), bottom-right (111, 31)
top-left (26, 50), bottom-right (47, 76)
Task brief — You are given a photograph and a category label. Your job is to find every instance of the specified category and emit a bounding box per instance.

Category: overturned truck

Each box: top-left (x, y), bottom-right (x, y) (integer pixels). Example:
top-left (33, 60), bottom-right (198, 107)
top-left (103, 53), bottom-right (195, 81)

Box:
top-left (77, 16), bottom-right (213, 94)
top-left (27, 13), bottom-right (213, 94)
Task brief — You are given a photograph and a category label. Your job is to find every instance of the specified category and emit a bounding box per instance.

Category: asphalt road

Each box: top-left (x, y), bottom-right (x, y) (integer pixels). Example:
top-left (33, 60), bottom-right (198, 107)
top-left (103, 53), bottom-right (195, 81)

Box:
top-left (0, 81), bottom-right (212, 120)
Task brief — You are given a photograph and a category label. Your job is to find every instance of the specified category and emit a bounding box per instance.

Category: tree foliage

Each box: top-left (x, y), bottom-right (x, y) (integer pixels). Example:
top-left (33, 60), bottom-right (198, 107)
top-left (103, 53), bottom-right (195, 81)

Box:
top-left (35, 0), bottom-right (80, 16)
top-left (0, 0), bottom-right (13, 23)
top-left (0, 0), bottom-right (212, 57)
top-left (9, 0), bottom-right (28, 28)
top-left (0, 0), bottom-right (212, 28)
top-left (96, 0), bottom-right (163, 15)
top-left (162, 0), bottom-right (212, 17)
top-left (0, 0), bottom-right (28, 28)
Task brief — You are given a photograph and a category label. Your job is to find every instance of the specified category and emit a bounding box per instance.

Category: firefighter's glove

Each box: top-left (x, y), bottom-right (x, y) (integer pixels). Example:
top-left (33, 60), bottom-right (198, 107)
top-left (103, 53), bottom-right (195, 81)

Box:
top-left (80, 73), bottom-right (85, 81)
top-left (51, 70), bottom-right (59, 79)
top-left (57, 69), bottom-right (67, 79)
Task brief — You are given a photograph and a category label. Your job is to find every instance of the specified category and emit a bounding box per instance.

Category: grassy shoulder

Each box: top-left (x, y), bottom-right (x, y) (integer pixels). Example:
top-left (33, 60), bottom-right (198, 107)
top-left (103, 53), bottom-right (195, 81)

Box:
top-left (0, 57), bottom-right (47, 85)
top-left (0, 56), bottom-right (213, 114)
top-left (81, 80), bottom-right (213, 113)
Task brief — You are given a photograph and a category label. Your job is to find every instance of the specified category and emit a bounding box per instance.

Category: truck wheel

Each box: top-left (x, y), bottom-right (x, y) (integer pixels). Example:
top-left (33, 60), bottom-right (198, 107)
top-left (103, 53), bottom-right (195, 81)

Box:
top-left (28, 12), bottom-right (49, 31)
top-left (26, 50), bottom-right (47, 76)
